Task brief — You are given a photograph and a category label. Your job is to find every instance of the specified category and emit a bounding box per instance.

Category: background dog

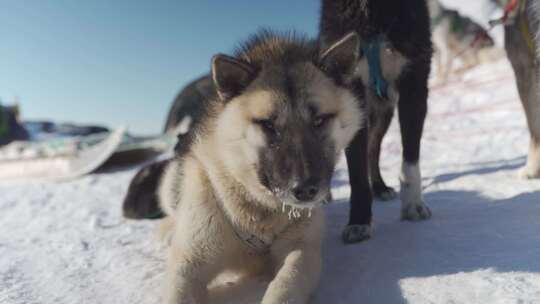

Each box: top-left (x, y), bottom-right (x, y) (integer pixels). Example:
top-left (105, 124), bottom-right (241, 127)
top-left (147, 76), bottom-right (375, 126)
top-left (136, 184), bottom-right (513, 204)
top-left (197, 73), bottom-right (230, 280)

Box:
top-left (320, 0), bottom-right (433, 243)
top-left (429, 0), bottom-right (495, 82)
top-left (162, 75), bottom-right (213, 135)
top-left (122, 76), bottom-right (213, 219)
top-left (157, 31), bottom-right (363, 304)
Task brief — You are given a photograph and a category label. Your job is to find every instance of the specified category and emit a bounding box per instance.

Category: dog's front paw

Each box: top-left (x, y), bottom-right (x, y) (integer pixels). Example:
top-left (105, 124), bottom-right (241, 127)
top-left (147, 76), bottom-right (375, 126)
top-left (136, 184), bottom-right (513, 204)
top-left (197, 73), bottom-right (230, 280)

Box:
top-left (342, 224), bottom-right (372, 244)
top-left (401, 203), bottom-right (432, 221)
top-left (518, 166), bottom-right (540, 179)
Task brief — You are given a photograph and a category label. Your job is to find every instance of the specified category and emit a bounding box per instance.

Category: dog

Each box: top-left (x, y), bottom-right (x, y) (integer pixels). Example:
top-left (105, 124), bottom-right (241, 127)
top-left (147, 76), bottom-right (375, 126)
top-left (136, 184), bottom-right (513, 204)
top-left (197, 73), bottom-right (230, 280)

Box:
top-left (319, 0), bottom-right (433, 243)
top-left (163, 75), bottom-right (213, 135)
top-left (153, 31), bottom-right (363, 303)
top-left (429, 0), bottom-right (495, 82)
top-left (122, 159), bottom-right (169, 220)
top-left (496, 0), bottom-right (540, 179)
top-left (122, 76), bottom-right (214, 220)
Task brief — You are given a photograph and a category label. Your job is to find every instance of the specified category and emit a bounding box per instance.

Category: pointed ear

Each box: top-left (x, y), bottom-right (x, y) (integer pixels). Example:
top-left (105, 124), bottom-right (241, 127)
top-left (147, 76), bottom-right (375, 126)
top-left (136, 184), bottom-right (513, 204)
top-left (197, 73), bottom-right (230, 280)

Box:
top-left (319, 32), bottom-right (360, 80)
top-left (211, 54), bottom-right (255, 101)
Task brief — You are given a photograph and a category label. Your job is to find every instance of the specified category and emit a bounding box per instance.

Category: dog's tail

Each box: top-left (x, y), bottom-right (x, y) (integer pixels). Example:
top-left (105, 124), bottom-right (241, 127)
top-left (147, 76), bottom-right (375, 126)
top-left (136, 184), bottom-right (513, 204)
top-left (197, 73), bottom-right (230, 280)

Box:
top-left (122, 159), bottom-right (170, 220)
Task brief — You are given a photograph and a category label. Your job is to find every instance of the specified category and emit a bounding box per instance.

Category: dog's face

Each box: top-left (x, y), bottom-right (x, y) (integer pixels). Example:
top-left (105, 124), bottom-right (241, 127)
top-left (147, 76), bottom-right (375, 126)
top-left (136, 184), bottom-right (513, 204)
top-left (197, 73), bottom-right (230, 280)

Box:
top-left (210, 33), bottom-right (364, 210)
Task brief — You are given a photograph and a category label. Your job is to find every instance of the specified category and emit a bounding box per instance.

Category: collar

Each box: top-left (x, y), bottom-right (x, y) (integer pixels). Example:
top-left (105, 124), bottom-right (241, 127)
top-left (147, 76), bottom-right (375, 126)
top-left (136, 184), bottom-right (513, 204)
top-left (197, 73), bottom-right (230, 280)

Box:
top-left (215, 199), bottom-right (274, 255)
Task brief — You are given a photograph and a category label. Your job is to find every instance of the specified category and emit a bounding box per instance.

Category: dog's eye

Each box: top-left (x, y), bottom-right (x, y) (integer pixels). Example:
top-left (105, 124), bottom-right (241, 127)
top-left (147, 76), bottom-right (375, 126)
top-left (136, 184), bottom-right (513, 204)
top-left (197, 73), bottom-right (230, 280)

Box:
top-left (253, 119), bottom-right (277, 134)
top-left (313, 114), bottom-right (335, 128)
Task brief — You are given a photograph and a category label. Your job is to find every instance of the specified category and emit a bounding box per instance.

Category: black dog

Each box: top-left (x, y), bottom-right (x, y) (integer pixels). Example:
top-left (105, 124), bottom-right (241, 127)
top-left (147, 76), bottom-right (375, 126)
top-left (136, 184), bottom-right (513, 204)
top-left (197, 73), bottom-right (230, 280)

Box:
top-left (163, 75), bottom-right (213, 135)
top-left (319, 0), bottom-right (433, 243)
top-left (123, 76), bottom-right (213, 219)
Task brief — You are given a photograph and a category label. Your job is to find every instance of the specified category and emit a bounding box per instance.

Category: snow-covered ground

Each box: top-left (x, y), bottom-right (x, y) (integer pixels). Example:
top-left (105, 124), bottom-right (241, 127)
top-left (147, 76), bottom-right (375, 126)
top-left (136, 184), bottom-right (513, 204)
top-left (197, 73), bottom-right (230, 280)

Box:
top-left (2, 57), bottom-right (540, 304)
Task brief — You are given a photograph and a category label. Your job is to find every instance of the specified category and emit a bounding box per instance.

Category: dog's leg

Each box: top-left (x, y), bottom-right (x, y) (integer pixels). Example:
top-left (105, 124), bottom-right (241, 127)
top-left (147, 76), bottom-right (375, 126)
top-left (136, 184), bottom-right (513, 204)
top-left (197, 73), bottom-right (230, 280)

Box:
top-left (432, 24), bottom-right (451, 84)
top-left (164, 266), bottom-right (206, 304)
top-left (368, 107), bottom-right (397, 200)
top-left (521, 136), bottom-right (540, 178)
top-left (163, 209), bottom-right (219, 304)
top-left (164, 249), bottom-right (216, 304)
top-left (505, 23), bottom-right (540, 179)
top-left (442, 48), bottom-right (453, 82)
top-left (261, 245), bottom-right (321, 304)
top-left (454, 50), bottom-right (478, 75)
top-left (343, 126), bottom-right (373, 243)
top-left (517, 75), bottom-right (540, 179)
top-left (434, 48), bottom-right (444, 82)
top-left (397, 67), bottom-right (432, 221)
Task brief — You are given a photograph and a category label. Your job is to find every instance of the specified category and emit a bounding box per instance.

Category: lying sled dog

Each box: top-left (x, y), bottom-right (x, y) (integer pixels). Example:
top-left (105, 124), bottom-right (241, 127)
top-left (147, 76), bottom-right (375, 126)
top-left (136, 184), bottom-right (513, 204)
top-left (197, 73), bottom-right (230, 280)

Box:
top-left (497, 0), bottom-right (540, 178)
top-left (163, 75), bottom-right (213, 134)
top-left (122, 78), bottom-right (215, 220)
top-left (319, 0), bottom-right (433, 243)
top-left (155, 31), bottom-right (363, 303)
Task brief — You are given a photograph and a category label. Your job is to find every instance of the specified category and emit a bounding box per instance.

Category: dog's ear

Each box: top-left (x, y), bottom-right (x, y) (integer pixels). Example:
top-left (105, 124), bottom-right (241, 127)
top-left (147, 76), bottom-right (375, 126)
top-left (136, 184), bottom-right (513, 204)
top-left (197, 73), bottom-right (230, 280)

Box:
top-left (212, 54), bottom-right (255, 101)
top-left (319, 32), bottom-right (360, 80)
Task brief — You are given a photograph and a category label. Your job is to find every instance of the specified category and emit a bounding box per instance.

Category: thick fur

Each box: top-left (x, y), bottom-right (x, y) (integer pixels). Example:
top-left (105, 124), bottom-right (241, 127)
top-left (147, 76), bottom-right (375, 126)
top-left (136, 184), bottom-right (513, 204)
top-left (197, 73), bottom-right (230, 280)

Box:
top-left (320, 0), bottom-right (433, 243)
top-left (429, 0), bottom-right (495, 82)
top-left (157, 31), bottom-right (363, 304)
top-left (163, 75), bottom-right (214, 135)
top-left (122, 160), bottom-right (169, 220)
top-left (502, 0), bottom-right (540, 178)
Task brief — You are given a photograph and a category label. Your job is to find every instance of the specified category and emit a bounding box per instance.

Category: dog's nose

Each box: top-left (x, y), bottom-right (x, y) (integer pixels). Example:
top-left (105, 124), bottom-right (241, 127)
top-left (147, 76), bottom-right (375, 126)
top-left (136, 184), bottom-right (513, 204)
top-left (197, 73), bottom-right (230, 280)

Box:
top-left (292, 179), bottom-right (319, 202)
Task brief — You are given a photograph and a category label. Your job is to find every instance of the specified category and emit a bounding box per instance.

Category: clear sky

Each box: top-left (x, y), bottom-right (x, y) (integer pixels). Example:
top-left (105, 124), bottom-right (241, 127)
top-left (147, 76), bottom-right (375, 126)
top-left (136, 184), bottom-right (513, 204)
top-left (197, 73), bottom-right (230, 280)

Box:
top-left (0, 0), bottom-right (319, 135)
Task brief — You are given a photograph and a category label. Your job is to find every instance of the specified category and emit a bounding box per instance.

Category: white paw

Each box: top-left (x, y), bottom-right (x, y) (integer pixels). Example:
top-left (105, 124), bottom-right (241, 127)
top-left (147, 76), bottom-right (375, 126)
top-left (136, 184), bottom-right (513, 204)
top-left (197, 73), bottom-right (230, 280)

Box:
top-left (401, 203), bottom-right (432, 221)
top-left (518, 166), bottom-right (540, 180)
top-left (342, 224), bottom-right (372, 244)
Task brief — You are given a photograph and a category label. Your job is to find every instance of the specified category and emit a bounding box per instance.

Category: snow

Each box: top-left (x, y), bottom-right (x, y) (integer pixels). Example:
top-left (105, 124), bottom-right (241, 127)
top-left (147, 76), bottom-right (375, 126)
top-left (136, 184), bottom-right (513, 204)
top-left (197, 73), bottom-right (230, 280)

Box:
top-left (2, 56), bottom-right (540, 303)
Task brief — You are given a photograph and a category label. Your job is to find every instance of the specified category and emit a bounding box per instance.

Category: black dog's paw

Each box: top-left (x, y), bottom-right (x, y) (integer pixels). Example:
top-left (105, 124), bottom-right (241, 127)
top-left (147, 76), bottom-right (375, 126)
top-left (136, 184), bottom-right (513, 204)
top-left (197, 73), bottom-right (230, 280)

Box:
top-left (374, 186), bottom-right (397, 201)
top-left (342, 224), bottom-right (372, 244)
top-left (401, 203), bottom-right (432, 221)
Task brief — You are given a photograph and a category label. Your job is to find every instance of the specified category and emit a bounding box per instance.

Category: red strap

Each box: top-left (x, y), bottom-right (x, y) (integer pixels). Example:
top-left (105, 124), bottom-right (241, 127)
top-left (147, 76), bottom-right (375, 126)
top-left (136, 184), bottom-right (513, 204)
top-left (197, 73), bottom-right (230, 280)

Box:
top-left (469, 31), bottom-right (488, 48)
top-left (503, 0), bottom-right (519, 23)
top-left (489, 0), bottom-right (520, 27)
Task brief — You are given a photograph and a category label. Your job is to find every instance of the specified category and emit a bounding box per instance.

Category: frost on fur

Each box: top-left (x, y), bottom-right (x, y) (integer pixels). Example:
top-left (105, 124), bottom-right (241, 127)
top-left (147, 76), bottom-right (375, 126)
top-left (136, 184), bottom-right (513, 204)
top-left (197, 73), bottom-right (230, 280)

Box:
top-left (281, 202), bottom-right (314, 220)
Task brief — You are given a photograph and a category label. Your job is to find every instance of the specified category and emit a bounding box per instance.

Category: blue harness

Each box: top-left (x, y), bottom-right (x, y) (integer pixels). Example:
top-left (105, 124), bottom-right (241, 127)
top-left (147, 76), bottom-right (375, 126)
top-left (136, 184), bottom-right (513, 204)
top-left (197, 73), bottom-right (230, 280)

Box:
top-left (361, 36), bottom-right (389, 99)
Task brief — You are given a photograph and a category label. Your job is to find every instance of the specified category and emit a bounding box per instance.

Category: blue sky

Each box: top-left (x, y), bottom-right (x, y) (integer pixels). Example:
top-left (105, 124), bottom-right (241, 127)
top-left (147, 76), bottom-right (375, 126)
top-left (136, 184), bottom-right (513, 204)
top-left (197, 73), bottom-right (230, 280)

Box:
top-left (0, 0), bottom-right (319, 134)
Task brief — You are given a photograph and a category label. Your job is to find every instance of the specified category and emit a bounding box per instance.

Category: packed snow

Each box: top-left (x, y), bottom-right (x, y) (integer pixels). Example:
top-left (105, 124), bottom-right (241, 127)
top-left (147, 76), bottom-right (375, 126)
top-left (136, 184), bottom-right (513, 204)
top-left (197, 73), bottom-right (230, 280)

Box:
top-left (2, 54), bottom-right (540, 304)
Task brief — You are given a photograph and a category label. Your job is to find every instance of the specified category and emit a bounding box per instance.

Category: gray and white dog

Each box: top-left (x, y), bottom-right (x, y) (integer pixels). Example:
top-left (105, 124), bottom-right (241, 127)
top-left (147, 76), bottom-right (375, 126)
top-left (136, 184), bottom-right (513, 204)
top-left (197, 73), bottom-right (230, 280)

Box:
top-left (429, 0), bottom-right (495, 82)
top-left (499, 0), bottom-right (540, 178)
top-left (156, 31), bottom-right (363, 304)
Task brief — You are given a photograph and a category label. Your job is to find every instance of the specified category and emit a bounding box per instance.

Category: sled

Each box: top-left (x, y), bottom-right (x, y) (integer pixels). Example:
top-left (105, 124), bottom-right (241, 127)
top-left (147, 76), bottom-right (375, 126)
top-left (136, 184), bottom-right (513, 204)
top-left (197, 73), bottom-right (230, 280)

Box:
top-left (0, 128), bottom-right (126, 180)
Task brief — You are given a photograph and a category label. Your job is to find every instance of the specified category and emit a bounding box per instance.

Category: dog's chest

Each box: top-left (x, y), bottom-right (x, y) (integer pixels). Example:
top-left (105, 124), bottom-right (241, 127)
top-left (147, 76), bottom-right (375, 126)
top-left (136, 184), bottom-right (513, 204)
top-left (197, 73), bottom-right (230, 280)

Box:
top-left (355, 36), bottom-right (408, 106)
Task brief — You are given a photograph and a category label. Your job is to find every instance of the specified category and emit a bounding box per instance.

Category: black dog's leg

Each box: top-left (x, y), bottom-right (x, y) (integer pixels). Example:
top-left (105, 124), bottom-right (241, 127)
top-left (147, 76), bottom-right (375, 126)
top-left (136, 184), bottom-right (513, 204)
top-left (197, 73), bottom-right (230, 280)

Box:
top-left (342, 124), bottom-right (373, 243)
top-left (397, 66), bottom-right (432, 221)
top-left (368, 107), bottom-right (396, 201)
